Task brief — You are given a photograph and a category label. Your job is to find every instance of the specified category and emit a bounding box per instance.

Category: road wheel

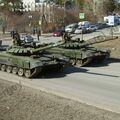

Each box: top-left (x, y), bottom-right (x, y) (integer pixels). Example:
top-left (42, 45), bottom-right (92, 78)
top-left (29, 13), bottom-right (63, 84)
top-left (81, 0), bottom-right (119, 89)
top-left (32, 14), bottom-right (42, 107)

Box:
top-left (24, 69), bottom-right (31, 78)
top-left (6, 66), bottom-right (12, 73)
top-left (12, 67), bottom-right (18, 74)
top-left (18, 68), bottom-right (24, 76)
top-left (1, 64), bottom-right (6, 71)
top-left (75, 58), bottom-right (92, 67)
top-left (70, 59), bottom-right (76, 65)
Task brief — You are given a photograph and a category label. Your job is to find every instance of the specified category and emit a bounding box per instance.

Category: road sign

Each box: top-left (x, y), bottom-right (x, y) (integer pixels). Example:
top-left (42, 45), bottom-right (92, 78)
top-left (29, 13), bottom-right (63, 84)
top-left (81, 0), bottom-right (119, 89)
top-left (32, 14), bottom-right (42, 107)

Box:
top-left (79, 13), bottom-right (85, 19)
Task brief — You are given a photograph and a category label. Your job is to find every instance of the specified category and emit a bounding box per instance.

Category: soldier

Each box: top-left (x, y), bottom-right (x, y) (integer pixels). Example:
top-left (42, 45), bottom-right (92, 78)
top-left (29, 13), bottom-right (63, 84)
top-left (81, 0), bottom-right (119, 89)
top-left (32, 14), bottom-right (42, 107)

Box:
top-left (37, 29), bottom-right (41, 41)
top-left (12, 32), bottom-right (21, 46)
top-left (10, 30), bottom-right (14, 38)
top-left (32, 28), bottom-right (36, 35)
top-left (62, 32), bottom-right (71, 43)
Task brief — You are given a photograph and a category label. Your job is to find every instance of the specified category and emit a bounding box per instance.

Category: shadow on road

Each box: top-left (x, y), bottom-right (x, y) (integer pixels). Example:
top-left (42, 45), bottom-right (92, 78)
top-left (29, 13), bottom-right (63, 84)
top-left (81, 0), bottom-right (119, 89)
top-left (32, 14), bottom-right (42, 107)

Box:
top-left (34, 57), bottom-right (120, 79)
top-left (89, 57), bottom-right (120, 67)
top-left (35, 66), bottom-right (88, 79)
top-left (87, 71), bottom-right (119, 78)
top-left (64, 64), bottom-right (119, 78)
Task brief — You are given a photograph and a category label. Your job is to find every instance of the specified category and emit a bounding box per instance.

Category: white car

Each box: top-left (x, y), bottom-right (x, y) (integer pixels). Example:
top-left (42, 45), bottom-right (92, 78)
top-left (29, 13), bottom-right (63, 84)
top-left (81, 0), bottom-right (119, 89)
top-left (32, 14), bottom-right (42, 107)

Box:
top-left (65, 23), bottom-right (78, 33)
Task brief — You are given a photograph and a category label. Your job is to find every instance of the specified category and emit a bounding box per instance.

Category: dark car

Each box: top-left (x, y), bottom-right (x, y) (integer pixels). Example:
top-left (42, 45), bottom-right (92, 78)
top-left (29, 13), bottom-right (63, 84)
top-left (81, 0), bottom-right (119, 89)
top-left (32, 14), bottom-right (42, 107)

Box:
top-left (95, 22), bottom-right (109, 29)
top-left (20, 35), bottom-right (35, 47)
top-left (53, 29), bottom-right (65, 37)
top-left (20, 35), bottom-right (34, 43)
top-left (86, 25), bottom-right (97, 32)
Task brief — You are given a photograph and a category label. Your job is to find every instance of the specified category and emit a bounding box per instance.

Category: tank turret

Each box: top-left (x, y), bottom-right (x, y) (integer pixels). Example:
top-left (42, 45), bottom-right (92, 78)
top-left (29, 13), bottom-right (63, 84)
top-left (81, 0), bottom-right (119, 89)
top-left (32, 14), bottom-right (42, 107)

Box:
top-left (62, 33), bottom-right (118, 49)
top-left (7, 40), bottom-right (64, 55)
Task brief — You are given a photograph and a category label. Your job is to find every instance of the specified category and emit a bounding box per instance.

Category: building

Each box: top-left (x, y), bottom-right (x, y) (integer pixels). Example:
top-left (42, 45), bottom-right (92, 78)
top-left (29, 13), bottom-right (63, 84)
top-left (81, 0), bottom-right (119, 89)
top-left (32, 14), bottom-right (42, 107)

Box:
top-left (22, 0), bottom-right (46, 11)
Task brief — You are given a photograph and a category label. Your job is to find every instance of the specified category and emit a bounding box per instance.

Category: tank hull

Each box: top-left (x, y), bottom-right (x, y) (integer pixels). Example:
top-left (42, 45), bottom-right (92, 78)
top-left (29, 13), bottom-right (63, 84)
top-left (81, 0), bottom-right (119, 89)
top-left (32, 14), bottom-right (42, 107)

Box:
top-left (48, 47), bottom-right (110, 67)
top-left (0, 51), bottom-right (69, 78)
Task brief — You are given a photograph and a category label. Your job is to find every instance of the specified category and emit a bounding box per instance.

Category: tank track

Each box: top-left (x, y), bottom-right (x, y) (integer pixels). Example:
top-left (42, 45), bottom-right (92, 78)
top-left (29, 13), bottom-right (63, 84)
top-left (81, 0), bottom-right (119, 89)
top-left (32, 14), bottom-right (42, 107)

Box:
top-left (0, 64), bottom-right (41, 78)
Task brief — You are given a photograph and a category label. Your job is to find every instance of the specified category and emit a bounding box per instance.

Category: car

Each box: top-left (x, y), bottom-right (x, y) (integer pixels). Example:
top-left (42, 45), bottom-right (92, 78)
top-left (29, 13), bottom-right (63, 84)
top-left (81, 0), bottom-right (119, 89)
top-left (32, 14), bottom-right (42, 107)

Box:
top-left (65, 23), bottom-right (78, 33)
top-left (74, 26), bottom-right (88, 34)
top-left (20, 35), bottom-right (34, 43)
top-left (95, 22), bottom-right (109, 29)
top-left (78, 21), bottom-right (91, 28)
top-left (53, 29), bottom-right (65, 37)
top-left (86, 25), bottom-right (97, 32)
top-left (20, 35), bottom-right (35, 47)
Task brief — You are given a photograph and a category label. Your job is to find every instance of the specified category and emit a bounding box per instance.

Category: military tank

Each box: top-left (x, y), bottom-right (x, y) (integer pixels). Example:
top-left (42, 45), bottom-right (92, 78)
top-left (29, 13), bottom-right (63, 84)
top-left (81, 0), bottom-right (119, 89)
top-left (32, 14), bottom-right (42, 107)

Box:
top-left (0, 40), bottom-right (69, 78)
top-left (48, 33), bottom-right (118, 67)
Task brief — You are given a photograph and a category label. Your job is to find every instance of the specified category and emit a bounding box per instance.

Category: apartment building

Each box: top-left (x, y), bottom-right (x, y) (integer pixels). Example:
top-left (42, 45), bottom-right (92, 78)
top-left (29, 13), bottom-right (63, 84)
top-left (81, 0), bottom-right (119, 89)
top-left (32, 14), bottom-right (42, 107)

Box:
top-left (22, 0), bottom-right (46, 11)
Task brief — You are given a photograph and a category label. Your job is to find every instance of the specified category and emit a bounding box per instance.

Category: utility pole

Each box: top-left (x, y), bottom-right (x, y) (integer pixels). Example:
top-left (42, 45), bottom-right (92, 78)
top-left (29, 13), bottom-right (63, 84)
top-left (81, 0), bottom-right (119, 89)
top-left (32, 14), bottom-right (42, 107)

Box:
top-left (64, 0), bottom-right (67, 26)
top-left (41, 1), bottom-right (45, 34)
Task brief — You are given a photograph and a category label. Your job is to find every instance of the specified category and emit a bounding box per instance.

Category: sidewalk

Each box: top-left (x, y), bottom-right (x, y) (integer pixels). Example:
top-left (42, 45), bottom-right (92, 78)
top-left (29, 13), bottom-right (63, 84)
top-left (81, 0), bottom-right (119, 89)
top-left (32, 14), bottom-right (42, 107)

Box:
top-left (0, 32), bottom-right (53, 41)
top-left (31, 33), bottom-right (53, 38)
top-left (0, 32), bottom-right (11, 41)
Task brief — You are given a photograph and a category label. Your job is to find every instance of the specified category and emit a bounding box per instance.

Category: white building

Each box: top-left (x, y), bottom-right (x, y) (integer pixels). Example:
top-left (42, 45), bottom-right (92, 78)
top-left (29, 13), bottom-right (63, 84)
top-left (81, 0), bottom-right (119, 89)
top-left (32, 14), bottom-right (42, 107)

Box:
top-left (22, 0), bottom-right (46, 11)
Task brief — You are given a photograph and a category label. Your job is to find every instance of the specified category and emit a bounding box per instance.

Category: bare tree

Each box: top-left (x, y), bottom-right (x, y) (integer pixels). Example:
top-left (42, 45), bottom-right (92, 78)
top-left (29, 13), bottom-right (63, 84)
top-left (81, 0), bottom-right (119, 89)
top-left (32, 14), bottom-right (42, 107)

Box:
top-left (103, 0), bottom-right (116, 15)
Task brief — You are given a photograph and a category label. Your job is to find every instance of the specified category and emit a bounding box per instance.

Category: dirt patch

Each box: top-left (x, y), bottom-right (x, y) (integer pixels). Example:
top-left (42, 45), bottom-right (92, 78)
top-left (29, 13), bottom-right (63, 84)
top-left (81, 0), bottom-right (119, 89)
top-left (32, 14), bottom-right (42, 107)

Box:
top-left (0, 79), bottom-right (120, 120)
top-left (93, 38), bottom-right (120, 59)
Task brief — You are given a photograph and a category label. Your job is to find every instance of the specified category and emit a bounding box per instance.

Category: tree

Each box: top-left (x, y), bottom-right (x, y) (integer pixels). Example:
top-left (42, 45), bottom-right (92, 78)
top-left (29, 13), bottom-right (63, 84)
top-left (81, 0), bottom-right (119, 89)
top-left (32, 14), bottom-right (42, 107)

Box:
top-left (0, 0), bottom-right (23, 13)
top-left (75, 0), bottom-right (85, 8)
top-left (103, 0), bottom-right (116, 15)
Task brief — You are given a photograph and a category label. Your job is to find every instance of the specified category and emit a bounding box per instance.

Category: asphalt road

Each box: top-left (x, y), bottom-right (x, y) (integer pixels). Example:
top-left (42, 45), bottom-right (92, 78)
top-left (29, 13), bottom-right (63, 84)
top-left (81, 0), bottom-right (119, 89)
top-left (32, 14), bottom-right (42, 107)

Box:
top-left (0, 59), bottom-right (120, 113)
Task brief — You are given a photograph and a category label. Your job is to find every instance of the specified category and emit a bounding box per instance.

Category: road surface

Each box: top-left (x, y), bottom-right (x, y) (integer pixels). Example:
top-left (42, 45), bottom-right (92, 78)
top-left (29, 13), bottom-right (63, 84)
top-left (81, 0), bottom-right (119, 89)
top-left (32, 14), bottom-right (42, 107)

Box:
top-left (0, 59), bottom-right (120, 113)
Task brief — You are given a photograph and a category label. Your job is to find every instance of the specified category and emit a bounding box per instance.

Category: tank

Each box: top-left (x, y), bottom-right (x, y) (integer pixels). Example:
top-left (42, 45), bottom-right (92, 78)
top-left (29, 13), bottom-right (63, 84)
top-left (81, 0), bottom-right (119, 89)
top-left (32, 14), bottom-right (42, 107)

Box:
top-left (48, 33), bottom-right (118, 67)
top-left (0, 40), bottom-right (69, 78)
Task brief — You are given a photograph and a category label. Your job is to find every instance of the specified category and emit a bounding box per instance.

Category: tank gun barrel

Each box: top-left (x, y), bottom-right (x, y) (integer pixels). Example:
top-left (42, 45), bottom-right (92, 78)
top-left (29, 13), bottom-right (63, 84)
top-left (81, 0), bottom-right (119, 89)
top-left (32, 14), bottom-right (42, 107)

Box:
top-left (78, 35), bottom-right (118, 47)
top-left (61, 34), bottom-right (118, 48)
top-left (7, 39), bottom-right (65, 55)
top-left (30, 40), bottom-right (65, 53)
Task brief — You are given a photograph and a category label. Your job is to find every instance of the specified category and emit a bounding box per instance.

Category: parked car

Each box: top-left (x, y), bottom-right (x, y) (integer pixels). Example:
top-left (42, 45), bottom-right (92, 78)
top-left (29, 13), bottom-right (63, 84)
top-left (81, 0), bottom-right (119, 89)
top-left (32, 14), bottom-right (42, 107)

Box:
top-left (78, 21), bottom-right (91, 28)
top-left (95, 22), bottom-right (109, 29)
top-left (20, 35), bottom-right (34, 43)
top-left (86, 25), bottom-right (97, 32)
top-left (53, 29), bottom-right (65, 37)
top-left (65, 23), bottom-right (78, 33)
top-left (20, 35), bottom-right (35, 47)
top-left (74, 26), bottom-right (88, 34)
